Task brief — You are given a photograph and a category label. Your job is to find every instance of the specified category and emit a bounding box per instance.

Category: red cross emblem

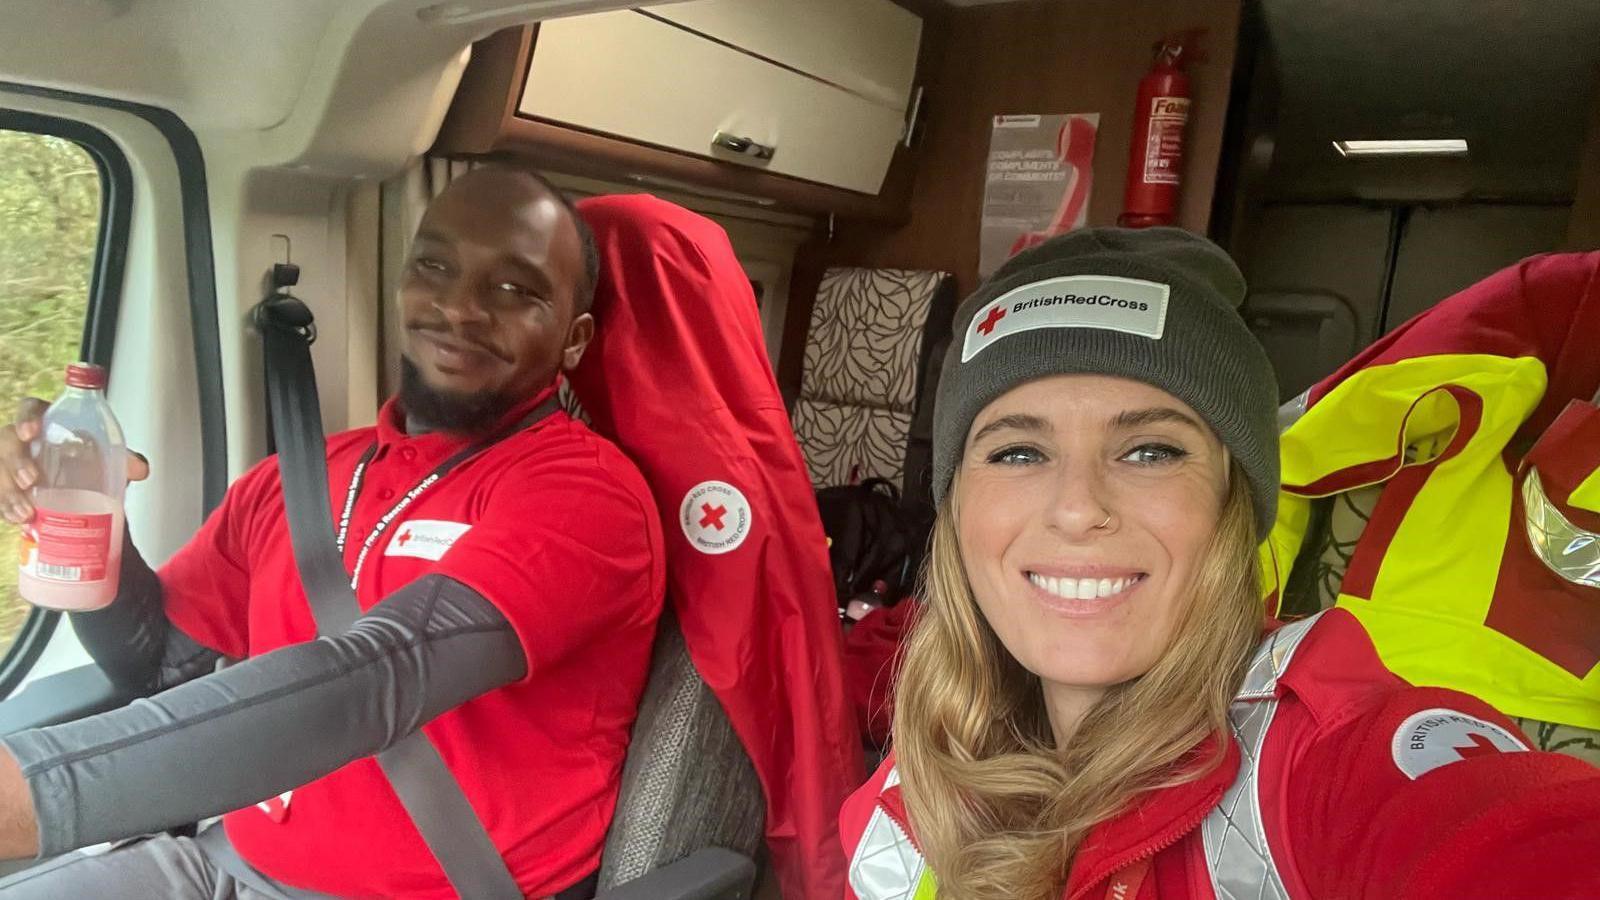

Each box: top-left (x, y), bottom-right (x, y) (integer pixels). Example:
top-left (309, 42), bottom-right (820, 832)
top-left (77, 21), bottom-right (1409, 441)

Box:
top-left (397, 530), bottom-right (412, 547)
top-left (1451, 732), bottom-right (1501, 761)
top-left (976, 305), bottom-right (1007, 336)
top-left (699, 503), bottom-right (728, 531)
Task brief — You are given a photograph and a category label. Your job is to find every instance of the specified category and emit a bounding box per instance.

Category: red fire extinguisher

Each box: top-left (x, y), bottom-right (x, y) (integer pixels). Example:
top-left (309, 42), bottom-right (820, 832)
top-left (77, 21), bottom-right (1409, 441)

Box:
top-left (1120, 35), bottom-right (1193, 228)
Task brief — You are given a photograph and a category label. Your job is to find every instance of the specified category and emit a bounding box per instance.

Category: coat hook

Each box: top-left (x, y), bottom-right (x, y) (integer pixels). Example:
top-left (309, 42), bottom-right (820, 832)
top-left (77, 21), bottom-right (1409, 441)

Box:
top-left (267, 235), bottom-right (299, 294)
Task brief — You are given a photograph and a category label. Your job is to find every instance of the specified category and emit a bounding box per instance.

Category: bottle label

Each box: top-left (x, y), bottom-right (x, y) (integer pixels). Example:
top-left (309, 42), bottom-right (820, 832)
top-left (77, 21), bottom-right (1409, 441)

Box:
top-left (22, 509), bottom-right (112, 583)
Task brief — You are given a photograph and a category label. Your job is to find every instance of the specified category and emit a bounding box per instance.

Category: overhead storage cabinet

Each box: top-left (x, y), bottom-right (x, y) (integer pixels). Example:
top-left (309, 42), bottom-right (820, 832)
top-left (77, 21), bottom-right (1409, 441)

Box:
top-left (434, 0), bottom-right (925, 213)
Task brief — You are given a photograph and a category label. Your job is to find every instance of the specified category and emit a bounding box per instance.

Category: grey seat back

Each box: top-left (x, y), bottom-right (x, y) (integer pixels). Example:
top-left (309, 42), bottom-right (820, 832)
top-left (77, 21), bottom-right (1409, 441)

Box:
top-left (597, 612), bottom-right (766, 890)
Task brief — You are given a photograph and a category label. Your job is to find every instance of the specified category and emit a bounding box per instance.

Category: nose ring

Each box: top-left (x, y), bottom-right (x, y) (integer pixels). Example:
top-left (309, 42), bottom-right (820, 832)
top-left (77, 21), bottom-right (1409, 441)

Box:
top-left (1095, 514), bottom-right (1112, 530)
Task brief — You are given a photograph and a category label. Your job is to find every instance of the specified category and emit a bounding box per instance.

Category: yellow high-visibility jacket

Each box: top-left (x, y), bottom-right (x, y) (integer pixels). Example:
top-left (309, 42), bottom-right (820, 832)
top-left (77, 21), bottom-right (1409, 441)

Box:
top-left (1268, 252), bottom-right (1600, 728)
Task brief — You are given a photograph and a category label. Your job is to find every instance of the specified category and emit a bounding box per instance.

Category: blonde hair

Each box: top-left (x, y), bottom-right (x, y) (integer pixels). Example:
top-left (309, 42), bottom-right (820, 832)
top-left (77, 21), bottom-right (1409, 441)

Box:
top-left (891, 463), bottom-right (1261, 900)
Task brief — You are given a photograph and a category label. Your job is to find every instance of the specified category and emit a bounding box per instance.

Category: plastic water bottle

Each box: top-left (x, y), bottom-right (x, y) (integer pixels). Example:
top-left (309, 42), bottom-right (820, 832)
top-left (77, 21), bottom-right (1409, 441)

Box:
top-left (17, 363), bottom-right (126, 611)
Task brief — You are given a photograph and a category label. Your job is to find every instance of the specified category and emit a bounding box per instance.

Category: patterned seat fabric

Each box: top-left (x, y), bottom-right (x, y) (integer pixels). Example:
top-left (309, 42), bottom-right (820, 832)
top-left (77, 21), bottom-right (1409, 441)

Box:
top-left (793, 268), bottom-right (954, 491)
top-left (557, 379), bottom-right (589, 425)
top-left (1282, 489), bottom-right (1600, 764)
top-left (597, 611), bottom-right (766, 889)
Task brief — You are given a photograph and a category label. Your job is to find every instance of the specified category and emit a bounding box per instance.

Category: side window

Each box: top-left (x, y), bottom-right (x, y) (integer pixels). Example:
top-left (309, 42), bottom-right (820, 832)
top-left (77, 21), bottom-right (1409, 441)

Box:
top-left (0, 129), bottom-right (105, 662)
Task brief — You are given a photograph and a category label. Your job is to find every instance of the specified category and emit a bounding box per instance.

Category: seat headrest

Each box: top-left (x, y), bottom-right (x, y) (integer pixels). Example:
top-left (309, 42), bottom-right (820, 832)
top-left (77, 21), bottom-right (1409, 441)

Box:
top-left (570, 194), bottom-right (778, 432)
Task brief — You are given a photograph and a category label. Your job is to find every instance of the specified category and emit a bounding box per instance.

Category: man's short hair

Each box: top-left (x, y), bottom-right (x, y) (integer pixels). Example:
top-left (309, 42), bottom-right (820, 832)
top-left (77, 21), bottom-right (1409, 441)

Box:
top-left (472, 153), bottom-right (600, 314)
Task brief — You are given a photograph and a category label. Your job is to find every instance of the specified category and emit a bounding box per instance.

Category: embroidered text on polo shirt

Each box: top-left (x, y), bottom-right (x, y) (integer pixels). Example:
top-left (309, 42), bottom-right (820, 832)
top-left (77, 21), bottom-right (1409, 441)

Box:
top-left (385, 520), bottom-right (471, 561)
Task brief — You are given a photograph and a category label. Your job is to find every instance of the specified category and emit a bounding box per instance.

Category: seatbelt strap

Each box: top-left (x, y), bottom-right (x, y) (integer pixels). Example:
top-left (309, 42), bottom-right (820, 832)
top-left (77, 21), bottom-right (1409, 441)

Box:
top-left (196, 824), bottom-right (342, 900)
top-left (255, 295), bottom-right (359, 633)
top-left (254, 293), bottom-right (527, 900)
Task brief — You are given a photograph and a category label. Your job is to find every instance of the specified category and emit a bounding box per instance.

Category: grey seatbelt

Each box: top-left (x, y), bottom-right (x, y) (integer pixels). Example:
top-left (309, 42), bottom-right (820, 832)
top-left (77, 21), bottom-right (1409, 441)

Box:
top-left (196, 825), bottom-right (342, 900)
top-left (253, 284), bottom-right (526, 900)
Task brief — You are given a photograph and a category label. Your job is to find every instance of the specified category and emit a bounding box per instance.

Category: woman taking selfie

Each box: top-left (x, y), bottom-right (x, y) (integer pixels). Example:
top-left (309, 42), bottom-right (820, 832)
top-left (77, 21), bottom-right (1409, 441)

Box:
top-left (841, 229), bottom-right (1600, 899)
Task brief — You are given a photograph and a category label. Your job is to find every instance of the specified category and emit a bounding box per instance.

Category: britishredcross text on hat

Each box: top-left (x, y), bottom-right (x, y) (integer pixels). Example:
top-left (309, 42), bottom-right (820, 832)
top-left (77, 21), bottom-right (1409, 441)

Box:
top-left (961, 274), bottom-right (1171, 363)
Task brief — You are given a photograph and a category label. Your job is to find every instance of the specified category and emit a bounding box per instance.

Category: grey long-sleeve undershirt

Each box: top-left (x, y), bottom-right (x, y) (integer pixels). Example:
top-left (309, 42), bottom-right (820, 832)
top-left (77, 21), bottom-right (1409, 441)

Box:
top-left (69, 533), bottom-right (224, 694)
top-left (1, 568), bottom-right (527, 857)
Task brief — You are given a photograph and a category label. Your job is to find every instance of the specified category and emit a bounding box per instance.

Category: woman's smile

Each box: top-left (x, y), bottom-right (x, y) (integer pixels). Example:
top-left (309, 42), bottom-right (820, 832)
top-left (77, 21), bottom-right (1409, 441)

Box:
top-left (1023, 569), bottom-right (1148, 616)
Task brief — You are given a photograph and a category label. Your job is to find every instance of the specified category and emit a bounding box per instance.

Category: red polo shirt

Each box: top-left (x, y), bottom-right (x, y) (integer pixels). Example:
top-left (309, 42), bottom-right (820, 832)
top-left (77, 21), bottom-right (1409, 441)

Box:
top-left (156, 386), bottom-right (665, 898)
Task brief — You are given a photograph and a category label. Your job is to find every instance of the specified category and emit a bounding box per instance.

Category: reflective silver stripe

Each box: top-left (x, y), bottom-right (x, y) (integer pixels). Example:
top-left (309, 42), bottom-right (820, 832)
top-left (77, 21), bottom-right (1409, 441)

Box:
top-left (1277, 390), bottom-right (1311, 433)
top-left (848, 768), bottom-right (930, 900)
top-left (1522, 467), bottom-right (1600, 588)
top-left (1202, 613), bottom-right (1324, 899)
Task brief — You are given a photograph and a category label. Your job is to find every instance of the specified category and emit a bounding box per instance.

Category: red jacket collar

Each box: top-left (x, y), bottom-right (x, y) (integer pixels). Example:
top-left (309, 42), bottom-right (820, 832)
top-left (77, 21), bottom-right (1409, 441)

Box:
top-left (875, 734), bottom-right (1239, 900)
top-left (1064, 734), bottom-right (1238, 899)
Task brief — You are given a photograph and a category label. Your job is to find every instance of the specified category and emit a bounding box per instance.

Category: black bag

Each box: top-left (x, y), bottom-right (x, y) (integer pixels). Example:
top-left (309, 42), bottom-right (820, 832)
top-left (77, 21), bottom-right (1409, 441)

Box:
top-left (815, 478), bottom-right (918, 603)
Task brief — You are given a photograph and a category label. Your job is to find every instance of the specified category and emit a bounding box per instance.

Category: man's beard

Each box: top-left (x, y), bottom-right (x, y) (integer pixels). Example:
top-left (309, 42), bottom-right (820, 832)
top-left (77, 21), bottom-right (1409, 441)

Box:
top-left (398, 358), bottom-right (516, 435)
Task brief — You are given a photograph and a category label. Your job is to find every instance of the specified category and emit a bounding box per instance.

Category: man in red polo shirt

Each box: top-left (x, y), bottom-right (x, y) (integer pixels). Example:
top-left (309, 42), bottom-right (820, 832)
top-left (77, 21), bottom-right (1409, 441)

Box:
top-left (0, 163), bottom-right (664, 898)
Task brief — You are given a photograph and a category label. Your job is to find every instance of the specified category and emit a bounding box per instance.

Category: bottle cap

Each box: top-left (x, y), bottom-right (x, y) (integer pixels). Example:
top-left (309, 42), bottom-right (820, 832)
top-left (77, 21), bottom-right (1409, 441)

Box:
top-left (65, 363), bottom-right (107, 390)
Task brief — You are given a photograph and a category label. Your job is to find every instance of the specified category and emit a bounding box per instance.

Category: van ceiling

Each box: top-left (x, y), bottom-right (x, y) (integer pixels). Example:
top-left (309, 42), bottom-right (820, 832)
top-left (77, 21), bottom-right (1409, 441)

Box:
top-left (1261, 0), bottom-right (1600, 202)
top-left (0, 0), bottom-right (639, 176)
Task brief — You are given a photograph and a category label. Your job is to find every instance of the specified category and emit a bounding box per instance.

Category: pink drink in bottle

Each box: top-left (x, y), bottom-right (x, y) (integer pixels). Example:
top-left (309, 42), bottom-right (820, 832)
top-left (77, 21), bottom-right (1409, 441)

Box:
top-left (17, 363), bottom-right (126, 611)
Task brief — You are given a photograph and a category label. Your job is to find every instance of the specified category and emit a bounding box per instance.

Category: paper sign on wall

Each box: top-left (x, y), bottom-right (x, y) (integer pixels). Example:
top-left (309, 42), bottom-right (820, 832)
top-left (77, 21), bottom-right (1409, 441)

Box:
top-left (979, 113), bottom-right (1100, 278)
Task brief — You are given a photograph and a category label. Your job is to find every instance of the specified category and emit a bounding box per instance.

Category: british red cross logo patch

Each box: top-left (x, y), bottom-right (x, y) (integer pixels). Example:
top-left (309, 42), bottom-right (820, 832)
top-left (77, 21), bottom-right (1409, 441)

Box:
top-left (959, 275), bottom-right (1172, 364)
top-left (679, 481), bottom-right (752, 555)
top-left (384, 520), bottom-right (471, 561)
top-left (1391, 708), bottom-right (1528, 779)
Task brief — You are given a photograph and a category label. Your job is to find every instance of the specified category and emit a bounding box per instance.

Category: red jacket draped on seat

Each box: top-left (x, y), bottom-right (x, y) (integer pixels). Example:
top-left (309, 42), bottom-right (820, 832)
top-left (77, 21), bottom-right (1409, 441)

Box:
top-left (573, 195), bottom-right (863, 899)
